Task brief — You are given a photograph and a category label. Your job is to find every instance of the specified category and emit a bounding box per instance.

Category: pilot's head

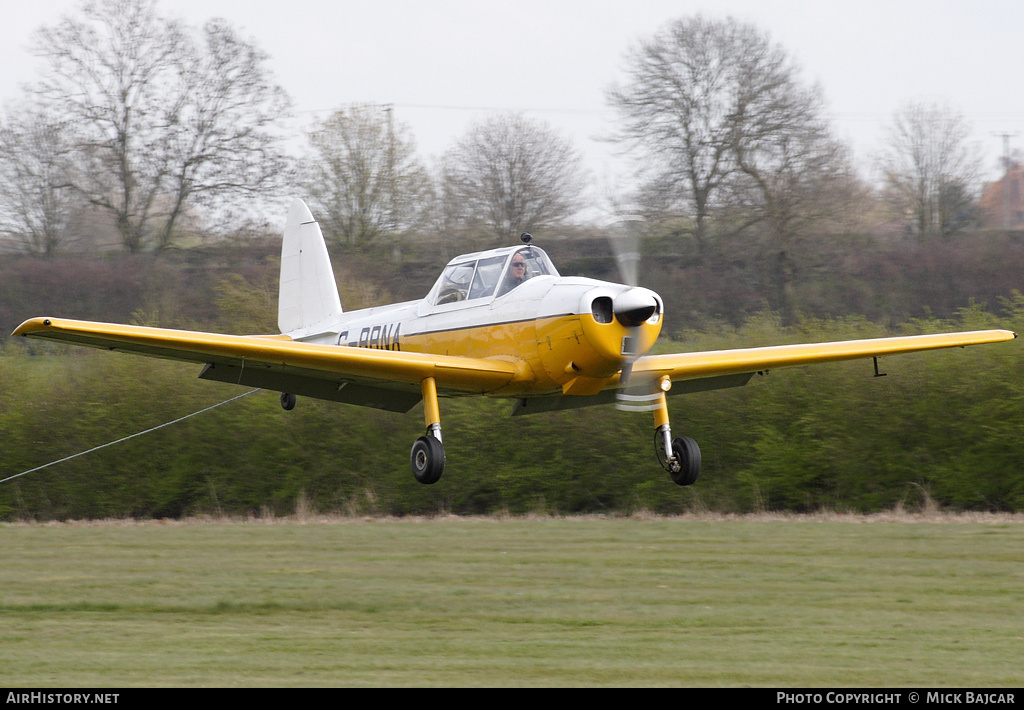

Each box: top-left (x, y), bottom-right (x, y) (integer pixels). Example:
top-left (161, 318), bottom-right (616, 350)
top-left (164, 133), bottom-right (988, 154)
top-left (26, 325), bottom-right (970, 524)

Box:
top-left (510, 254), bottom-right (527, 282)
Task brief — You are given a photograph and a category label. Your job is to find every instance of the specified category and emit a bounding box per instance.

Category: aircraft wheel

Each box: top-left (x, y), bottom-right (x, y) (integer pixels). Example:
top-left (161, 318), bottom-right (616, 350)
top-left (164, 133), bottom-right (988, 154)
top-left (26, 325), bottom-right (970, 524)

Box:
top-left (669, 436), bottom-right (701, 486)
top-left (280, 392), bottom-right (296, 411)
top-left (411, 435), bottom-right (445, 485)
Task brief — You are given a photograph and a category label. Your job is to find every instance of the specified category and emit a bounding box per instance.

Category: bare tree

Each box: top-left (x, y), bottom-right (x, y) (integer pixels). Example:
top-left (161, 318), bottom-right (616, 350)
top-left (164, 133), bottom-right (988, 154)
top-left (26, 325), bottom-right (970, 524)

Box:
top-left (729, 109), bottom-right (860, 246)
top-left (30, 0), bottom-right (290, 253)
top-left (0, 104), bottom-right (81, 255)
top-left (731, 120), bottom-right (863, 320)
top-left (439, 113), bottom-right (588, 243)
top-left (879, 102), bottom-right (982, 238)
top-left (303, 104), bottom-right (432, 249)
top-left (608, 16), bottom-right (825, 253)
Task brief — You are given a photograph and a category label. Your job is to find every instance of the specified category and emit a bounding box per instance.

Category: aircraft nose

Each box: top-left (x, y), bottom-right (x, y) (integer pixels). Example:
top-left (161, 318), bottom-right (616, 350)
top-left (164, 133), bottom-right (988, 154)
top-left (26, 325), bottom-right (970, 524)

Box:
top-left (613, 288), bottom-right (659, 327)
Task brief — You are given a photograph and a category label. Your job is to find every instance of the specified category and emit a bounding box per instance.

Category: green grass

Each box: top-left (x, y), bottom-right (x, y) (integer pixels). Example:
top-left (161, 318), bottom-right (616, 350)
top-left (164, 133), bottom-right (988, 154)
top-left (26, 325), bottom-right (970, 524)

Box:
top-left (1, 515), bottom-right (1022, 686)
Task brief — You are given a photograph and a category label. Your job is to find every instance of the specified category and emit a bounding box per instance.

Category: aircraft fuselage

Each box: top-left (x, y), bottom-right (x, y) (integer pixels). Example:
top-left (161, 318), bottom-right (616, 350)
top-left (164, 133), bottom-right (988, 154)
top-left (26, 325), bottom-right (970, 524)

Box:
top-left (291, 270), bottom-right (663, 399)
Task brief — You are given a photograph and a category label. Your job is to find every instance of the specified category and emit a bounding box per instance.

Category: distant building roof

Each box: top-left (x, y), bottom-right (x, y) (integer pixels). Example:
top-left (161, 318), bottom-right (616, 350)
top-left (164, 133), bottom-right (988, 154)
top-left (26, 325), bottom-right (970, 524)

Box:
top-left (979, 163), bottom-right (1024, 229)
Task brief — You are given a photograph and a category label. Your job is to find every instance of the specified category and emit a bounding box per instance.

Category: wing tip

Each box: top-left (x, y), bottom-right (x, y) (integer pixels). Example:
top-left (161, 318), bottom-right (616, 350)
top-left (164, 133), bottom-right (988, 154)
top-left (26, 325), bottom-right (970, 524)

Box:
top-left (11, 317), bottom-right (53, 337)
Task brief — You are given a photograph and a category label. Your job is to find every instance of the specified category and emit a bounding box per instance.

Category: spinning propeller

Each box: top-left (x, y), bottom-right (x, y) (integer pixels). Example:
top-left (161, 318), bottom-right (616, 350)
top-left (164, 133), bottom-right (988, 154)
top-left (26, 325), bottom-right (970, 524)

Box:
top-left (606, 209), bottom-right (662, 412)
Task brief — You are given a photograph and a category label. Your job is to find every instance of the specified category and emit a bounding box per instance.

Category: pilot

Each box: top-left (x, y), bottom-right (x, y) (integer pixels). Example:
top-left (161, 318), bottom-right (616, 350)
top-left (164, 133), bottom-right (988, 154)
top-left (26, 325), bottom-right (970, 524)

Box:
top-left (499, 253), bottom-right (528, 295)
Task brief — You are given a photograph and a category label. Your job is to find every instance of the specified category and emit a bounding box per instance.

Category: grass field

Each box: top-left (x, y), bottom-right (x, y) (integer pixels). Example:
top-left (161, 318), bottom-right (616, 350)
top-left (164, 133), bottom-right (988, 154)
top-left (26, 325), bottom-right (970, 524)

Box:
top-left (1, 514), bottom-right (1022, 687)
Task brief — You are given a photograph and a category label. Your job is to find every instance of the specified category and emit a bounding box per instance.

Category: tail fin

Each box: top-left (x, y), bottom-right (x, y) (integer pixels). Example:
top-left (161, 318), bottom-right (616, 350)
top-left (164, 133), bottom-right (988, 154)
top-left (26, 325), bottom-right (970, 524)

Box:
top-left (278, 199), bottom-right (343, 335)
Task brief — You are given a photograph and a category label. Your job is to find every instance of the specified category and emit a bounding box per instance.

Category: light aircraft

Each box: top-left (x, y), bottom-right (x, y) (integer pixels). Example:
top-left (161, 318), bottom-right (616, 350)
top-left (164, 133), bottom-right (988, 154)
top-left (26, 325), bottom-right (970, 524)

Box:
top-left (13, 199), bottom-right (1017, 485)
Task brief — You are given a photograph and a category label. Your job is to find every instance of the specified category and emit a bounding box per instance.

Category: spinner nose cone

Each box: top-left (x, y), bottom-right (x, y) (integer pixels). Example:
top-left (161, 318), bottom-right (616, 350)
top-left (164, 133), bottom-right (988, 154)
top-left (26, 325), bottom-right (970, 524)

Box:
top-left (613, 287), bottom-right (659, 327)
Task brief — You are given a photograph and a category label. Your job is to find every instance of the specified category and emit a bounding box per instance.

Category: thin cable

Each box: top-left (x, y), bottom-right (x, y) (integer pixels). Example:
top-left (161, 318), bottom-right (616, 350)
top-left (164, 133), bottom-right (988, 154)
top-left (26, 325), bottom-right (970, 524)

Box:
top-left (0, 389), bottom-right (262, 485)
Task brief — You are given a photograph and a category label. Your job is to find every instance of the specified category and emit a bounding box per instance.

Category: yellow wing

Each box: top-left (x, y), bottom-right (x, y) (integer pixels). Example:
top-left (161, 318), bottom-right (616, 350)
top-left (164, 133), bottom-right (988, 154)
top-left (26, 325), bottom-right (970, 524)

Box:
top-left (13, 318), bottom-right (1016, 414)
top-left (633, 330), bottom-right (1017, 384)
top-left (11, 317), bottom-right (517, 412)
top-left (512, 328), bottom-right (1016, 415)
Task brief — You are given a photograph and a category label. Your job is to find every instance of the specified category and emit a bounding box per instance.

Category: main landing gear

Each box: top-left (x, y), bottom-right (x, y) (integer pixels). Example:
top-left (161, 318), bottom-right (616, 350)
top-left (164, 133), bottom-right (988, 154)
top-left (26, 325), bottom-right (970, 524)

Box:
top-left (411, 377), bottom-right (445, 484)
top-left (652, 391), bottom-right (701, 486)
top-left (410, 379), bottom-right (698, 487)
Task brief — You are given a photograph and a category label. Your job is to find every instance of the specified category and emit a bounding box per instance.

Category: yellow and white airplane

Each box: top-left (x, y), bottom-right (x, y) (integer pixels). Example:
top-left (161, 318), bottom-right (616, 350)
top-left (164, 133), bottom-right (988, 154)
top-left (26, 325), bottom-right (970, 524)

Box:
top-left (12, 199), bottom-right (1017, 485)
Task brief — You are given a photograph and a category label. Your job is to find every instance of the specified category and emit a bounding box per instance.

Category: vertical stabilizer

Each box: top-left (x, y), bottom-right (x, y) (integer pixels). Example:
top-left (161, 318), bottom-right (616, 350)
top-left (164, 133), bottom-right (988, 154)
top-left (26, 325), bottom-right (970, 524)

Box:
top-left (278, 199), bottom-right (343, 335)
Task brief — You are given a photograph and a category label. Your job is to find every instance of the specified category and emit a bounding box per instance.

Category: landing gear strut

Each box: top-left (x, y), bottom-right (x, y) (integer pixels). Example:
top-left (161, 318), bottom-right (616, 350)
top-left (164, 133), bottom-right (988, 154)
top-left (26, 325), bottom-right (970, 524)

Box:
top-left (411, 377), bottom-right (445, 484)
top-left (652, 391), bottom-right (701, 486)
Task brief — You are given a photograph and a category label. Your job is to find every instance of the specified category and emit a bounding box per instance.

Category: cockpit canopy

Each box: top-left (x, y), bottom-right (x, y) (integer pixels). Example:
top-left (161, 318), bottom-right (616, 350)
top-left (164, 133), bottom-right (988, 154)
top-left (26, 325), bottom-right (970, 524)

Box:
top-left (427, 246), bottom-right (559, 306)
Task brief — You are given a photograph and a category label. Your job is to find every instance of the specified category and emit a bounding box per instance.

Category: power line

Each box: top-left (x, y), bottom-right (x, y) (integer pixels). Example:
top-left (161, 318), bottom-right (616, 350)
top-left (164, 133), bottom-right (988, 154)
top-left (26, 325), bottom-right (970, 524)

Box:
top-left (295, 102), bottom-right (613, 117)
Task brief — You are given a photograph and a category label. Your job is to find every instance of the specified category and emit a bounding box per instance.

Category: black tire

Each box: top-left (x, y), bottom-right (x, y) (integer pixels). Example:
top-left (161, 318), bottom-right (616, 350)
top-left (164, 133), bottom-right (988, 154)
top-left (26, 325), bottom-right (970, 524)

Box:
top-left (411, 435), bottom-right (445, 484)
top-left (280, 392), bottom-right (296, 411)
top-left (669, 436), bottom-right (701, 486)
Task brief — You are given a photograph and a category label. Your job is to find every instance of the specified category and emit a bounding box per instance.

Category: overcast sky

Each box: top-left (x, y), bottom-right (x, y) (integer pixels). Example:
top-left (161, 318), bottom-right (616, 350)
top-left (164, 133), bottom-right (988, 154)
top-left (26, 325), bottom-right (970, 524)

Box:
top-left (3, 0), bottom-right (1023, 207)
